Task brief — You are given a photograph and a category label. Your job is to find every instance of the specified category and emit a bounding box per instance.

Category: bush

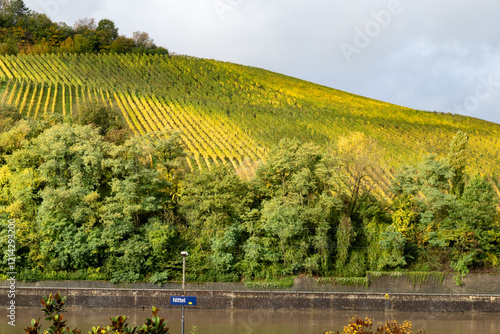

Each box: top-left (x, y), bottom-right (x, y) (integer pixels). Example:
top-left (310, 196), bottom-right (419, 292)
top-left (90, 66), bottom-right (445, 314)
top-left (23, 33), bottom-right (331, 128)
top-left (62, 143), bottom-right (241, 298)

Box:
top-left (25, 292), bottom-right (170, 334)
top-left (18, 268), bottom-right (42, 283)
top-left (149, 270), bottom-right (169, 286)
top-left (315, 277), bottom-right (369, 287)
top-left (74, 101), bottom-right (125, 135)
top-left (244, 276), bottom-right (294, 288)
top-left (0, 41), bottom-right (19, 55)
top-left (323, 316), bottom-right (425, 334)
top-left (110, 271), bottom-right (141, 284)
top-left (15, 268), bottom-right (108, 282)
top-left (0, 103), bottom-right (22, 121)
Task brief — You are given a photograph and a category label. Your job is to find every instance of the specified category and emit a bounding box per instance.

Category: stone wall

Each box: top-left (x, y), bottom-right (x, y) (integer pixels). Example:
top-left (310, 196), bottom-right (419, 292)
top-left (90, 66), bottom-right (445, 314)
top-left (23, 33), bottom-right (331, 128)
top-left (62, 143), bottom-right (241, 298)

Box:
top-left (2, 273), bottom-right (499, 294)
top-left (1, 287), bottom-right (499, 312)
top-left (296, 273), bottom-right (500, 294)
top-left (1, 273), bottom-right (499, 312)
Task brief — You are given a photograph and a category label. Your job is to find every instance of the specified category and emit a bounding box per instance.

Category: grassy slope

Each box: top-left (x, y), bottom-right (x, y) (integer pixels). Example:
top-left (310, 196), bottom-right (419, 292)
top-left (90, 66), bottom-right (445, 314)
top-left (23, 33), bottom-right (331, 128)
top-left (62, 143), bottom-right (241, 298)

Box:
top-left (0, 54), bottom-right (499, 195)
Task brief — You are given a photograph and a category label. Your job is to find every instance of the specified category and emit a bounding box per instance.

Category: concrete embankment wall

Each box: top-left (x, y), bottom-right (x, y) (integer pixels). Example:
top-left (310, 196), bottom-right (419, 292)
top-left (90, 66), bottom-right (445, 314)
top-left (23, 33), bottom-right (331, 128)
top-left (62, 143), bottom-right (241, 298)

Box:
top-left (1, 274), bottom-right (499, 312)
top-left (1, 287), bottom-right (499, 313)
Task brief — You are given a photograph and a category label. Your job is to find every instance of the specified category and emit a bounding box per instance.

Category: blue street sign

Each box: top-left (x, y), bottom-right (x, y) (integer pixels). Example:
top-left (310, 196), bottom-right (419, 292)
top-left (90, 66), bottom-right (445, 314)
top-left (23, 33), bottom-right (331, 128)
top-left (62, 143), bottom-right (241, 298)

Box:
top-left (170, 296), bottom-right (197, 306)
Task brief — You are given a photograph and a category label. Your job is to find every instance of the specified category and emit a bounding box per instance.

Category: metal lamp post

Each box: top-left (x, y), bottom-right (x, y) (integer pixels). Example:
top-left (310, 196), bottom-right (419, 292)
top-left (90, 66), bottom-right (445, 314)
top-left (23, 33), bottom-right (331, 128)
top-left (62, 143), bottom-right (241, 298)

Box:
top-left (180, 251), bottom-right (188, 334)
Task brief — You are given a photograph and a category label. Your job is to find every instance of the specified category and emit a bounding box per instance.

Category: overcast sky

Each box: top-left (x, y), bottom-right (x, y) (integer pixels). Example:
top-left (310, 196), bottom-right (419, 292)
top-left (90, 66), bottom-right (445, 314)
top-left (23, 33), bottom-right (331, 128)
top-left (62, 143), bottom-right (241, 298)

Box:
top-left (25, 0), bottom-right (500, 124)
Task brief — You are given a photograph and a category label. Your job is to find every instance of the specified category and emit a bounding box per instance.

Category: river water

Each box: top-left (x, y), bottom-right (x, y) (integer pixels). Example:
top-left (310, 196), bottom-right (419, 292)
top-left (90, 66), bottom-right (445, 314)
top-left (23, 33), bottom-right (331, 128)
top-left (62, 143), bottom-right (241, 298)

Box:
top-left (4, 307), bottom-right (500, 333)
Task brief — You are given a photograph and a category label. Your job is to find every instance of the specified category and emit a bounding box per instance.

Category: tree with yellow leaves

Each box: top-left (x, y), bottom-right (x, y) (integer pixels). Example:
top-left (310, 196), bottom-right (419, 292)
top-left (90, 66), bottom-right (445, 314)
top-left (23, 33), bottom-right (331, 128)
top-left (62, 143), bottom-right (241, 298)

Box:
top-left (319, 131), bottom-right (380, 218)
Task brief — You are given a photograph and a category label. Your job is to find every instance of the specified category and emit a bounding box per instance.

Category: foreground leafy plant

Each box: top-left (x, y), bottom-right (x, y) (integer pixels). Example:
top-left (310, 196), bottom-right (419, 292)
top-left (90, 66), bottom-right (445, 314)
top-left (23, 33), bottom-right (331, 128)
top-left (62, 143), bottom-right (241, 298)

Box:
top-left (25, 293), bottom-right (169, 334)
top-left (24, 292), bottom-right (81, 334)
top-left (323, 316), bottom-right (425, 334)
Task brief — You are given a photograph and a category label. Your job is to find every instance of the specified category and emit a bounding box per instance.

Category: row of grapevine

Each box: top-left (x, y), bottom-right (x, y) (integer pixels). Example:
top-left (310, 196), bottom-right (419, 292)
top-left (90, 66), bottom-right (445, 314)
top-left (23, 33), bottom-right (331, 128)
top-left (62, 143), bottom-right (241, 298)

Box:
top-left (1, 53), bottom-right (499, 187)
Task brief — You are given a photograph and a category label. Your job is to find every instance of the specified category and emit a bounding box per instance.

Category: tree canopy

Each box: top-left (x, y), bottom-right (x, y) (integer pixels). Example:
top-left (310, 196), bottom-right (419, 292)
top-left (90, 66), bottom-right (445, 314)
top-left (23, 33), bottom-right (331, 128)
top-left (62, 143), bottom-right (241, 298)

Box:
top-left (0, 0), bottom-right (168, 55)
top-left (0, 114), bottom-right (498, 284)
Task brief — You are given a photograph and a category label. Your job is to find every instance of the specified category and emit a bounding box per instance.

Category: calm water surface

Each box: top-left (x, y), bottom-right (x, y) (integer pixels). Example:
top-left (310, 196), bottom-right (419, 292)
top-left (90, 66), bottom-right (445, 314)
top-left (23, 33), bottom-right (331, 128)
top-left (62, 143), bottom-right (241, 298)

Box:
top-left (4, 307), bottom-right (500, 334)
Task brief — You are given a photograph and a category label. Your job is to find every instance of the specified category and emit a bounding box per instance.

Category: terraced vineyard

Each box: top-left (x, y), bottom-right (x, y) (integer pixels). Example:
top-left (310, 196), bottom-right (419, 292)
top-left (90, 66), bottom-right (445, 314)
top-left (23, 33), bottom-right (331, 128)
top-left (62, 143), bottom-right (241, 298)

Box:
top-left (1, 53), bottom-right (500, 195)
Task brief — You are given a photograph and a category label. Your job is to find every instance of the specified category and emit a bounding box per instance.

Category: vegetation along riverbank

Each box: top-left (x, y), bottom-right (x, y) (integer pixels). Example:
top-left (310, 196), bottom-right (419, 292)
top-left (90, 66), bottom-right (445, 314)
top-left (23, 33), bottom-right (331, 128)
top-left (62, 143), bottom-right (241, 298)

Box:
top-left (0, 0), bottom-right (499, 287)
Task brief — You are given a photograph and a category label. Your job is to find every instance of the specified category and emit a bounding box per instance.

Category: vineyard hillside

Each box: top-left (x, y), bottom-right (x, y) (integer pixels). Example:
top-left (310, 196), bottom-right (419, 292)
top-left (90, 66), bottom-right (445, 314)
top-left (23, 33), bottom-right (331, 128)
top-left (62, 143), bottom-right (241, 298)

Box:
top-left (0, 53), bottom-right (499, 197)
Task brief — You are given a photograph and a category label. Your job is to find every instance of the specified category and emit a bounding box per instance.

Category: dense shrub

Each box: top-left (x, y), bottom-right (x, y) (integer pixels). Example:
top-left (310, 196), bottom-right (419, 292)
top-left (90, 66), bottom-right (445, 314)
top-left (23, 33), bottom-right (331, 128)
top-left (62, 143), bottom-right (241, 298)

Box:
top-left (24, 293), bottom-right (169, 334)
top-left (323, 316), bottom-right (425, 334)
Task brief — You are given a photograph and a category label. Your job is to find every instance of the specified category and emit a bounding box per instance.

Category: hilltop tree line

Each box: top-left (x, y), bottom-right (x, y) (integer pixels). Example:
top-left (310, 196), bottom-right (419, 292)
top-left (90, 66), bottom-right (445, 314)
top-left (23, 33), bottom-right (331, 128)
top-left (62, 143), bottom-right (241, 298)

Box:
top-left (0, 103), bottom-right (498, 284)
top-left (0, 0), bottom-right (168, 55)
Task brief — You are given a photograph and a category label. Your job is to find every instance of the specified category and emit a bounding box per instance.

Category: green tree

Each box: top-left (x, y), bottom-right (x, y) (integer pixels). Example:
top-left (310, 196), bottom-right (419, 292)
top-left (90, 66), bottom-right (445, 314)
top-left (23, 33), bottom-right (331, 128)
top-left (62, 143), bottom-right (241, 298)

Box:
top-left (334, 216), bottom-right (355, 275)
top-left (316, 133), bottom-right (382, 276)
top-left (255, 138), bottom-right (322, 200)
top-left (0, 119), bottom-right (32, 164)
top-left (180, 164), bottom-right (249, 280)
top-left (0, 121), bottom-right (187, 280)
top-left (391, 195), bottom-right (418, 240)
top-left (377, 225), bottom-right (407, 270)
top-left (391, 155), bottom-right (456, 233)
top-left (245, 194), bottom-right (333, 278)
top-left (391, 132), bottom-right (499, 275)
top-left (54, 21), bottom-right (74, 39)
top-left (389, 155), bottom-right (456, 270)
top-left (109, 35), bottom-right (135, 53)
top-left (142, 129), bottom-right (186, 216)
top-left (59, 36), bottom-right (75, 53)
top-left (243, 139), bottom-right (334, 278)
top-left (318, 132), bottom-right (380, 218)
top-left (72, 34), bottom-right (93, 53)
top-left (448, 175), bottom-right (499, 277)
top-left (100, 134), bottom-right (186, 282)
top-left (25, 124), bottom-right (108, 270)
top-left (96, 19), bottom-right (118, 51)
top-left (0, 38), bottom-right (19, 54)
top-left (0, 123), bottom-right (106, 269)
top-left (457, 175), bottom-right (497, 228)
top-left (0, 103), bottom-right (22, 126)
top-left (447, 131), bottom-right (468, 196)
top-left (263, 197), bottom-right (304, 273)
top-left (21, 12), bottom-right (53, 43)
top-left (0, 0), bottom-right (29, 27)
top-left (74, 100), bottom-right (125, 135)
